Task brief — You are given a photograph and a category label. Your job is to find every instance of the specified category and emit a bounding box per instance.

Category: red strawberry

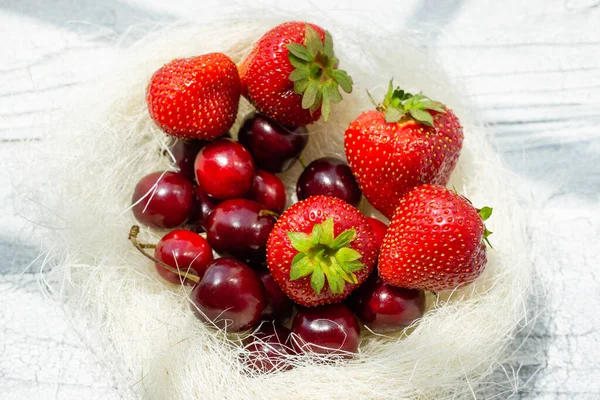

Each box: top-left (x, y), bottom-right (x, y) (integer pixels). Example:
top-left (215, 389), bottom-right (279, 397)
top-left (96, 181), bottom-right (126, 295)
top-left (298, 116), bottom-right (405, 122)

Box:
top-left (147, 53), bottom-right (240, 140)
top-left (266, 196), bottom-right (377, 307)
top-left (239, 21), bottom-right (353, 127)
top-left (378, 184), bottom-right (492, 291)
top-left (344, 82), bottom-right (463, 219)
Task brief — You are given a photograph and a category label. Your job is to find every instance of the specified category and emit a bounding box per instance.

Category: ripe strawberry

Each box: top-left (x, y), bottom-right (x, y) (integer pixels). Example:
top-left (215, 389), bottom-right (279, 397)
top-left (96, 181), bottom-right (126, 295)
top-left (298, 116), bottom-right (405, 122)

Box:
top-left (239, 22), bottom-right (353, 127)
top-left (378, 184), bottom-right (492, 291)
top-left (147, 53), bottom-right (240, 140)
top-left (344, 82), bottom-right (463, 219)
top-left (266, 196), bottom-right (377, 307)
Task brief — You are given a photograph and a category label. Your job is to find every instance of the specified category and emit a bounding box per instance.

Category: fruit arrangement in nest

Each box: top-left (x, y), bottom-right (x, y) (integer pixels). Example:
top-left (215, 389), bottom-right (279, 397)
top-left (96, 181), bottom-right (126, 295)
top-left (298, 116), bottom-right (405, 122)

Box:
top-left (127, 21), bottom-right (495, 372)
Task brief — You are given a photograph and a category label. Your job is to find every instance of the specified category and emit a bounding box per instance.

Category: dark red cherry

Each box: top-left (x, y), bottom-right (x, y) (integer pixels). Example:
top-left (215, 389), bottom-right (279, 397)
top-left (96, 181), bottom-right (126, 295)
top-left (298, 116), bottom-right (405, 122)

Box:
top-left (258, 270), bottom-right (293, 322)
top-left (206, 199), bottom-right (276, 266)
top-left (247, 170), bottom-right (287, 214)
top-left (187, 186), bottom-right (220, 233)
top-left (169, 139), bottom-right (206, 182)
top-left (244, 323), bottom-right (294, 373)
top-left (366, 217), bottom-right (388, 250)
top-left (131, 171), bottom-right (194, 229)
top-left (348, 274), bottom-right (425, 334)
top-left (238, 112), bottom-right (308, 173)
top-left (154, 229), bottom-right (213, 285)
top-left (195, 139), bottom-right (255, 200)
top-left (296, 157), bottom-right (361, 207)
top-left (191, 258), bottom-right (266, 332)
top-left (291, 303), bottom-right (360, 355)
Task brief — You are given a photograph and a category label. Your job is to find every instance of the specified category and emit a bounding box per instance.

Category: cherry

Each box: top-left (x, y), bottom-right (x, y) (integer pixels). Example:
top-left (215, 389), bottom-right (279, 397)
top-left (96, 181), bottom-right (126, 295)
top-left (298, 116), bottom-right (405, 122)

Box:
top-left (296, 157), bottom-right (362, 207)
top-left (153, 229), bottom-right (213, 285)
top-left (187, 186), bottom-right (219, 233)
top-left (247, 170), bottom-right (287, 214)
top-left (366, 217), bottom-right (388, 249)
top-left (291, 303), bottom-right (360, 355)
top-left (244, 323), bottom-right (294, 373)
top-left (168, 139), bottom-right (206, 182)
top-left (238, 112), bottom-right (308, 173)
top-left (131, 171), bottom-right (194, 229)
top-left (195, 139), bottom-right (255, 200)
top-left (206, 199), bottom-right (276, 266)
top-left (258, 270), bottom-right (293, 323)
top-left (347, 274), bottom-right (425, 334)
top-left (191, 258), bottom-right (266, 332)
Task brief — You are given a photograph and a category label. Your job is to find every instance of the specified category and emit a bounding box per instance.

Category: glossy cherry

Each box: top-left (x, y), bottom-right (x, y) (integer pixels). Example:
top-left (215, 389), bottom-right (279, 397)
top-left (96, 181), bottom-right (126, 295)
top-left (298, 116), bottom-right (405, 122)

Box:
top-left (238, 112), bottom-right (308, 173)
top-left (168, 139), bottom-right (207, 182)
top-left (348, 273), bottom-right (426, 334)
top-left (258, 270), bottom-right (293, 322)
top-left (247, 170), bottom-right (287, 214)
top-left (153, 229), bottom-right (213, 285)
top-left (366, 217), bottom-right (388, 250)
top-left (195, 138), bottom-right (255, 200)
top-left (296, 157), bottom-right (362, 207)
top-left (191, 258), bottom-right (266, 332)
top-left (244, 323), bottom-right (294, 373)
top-left (206, 199), bottom-right (276, 266)
top-left (291, 303), bottom-right (360, 355)
top-left (131, 171), bottom-right (194, 229)
top-left (187, 186), bottom-right (219, 233)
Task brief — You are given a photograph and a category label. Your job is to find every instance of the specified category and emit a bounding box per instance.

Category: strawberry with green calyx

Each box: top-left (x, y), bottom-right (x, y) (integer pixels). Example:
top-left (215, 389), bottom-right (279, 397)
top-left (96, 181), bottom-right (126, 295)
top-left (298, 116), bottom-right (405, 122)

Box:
top-left (239, 22), bottom-right (353, 127)
top-left (267, 196), bottom-right (377, 307)
top-left (344, 81), bottom-right (463, 219)
top-left (378, 184), bottom-right (492, 292)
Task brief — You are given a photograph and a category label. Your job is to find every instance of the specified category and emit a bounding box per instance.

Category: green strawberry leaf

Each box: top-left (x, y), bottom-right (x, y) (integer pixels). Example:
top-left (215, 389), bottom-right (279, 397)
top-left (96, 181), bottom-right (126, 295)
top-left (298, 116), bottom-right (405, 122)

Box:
top-left (319, 218), bottom-right (335, 246)
top-left (290, 254), bottom-right (314, 280)
top-left (479, 206), bottom-right (493, 221)
top-left (321, 87), bottom-right (332, 121)
top-left (311, 222), bottom-right (323, 245)
top-left (323, 31), bottom-right (334, 58)
top-left (335, 247), bottom-right (362, 263)
top-left (311, 264), bottom-right (325, 294)
top-left (339, 260), bottom-right (365, 273)
top-left (305, 25), bottom-right (323, 55)
top-left (302, 80), bottom-right (319, 110)
top-left (286, 43), bottom-right (313, 61)
top-left (408, 109), bottom-right (434, 127)
top-left (330, 228), bottom-right (356, 249)
top-left (294, 79), bottom-right (309, 95)
top-left (332, 70), bottom-right (353, 93)
top-left (289, 68), bottom-right (309, 82)
top-left (288, 54), bottom-right (307, 69)
top-left (287, 232), bottom-right (313, 252)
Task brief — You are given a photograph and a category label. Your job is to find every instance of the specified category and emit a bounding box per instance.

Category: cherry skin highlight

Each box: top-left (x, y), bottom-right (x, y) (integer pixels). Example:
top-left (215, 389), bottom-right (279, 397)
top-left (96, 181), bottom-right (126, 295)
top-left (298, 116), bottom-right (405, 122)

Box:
top-left (296, 157), bottom-right (362, 207)
top-left (247, 170), bottom-right (287, 214)
top-left (238, 112), bottom-right (308, 173)
top-left (194, 138), bottom-right (255, 200)
top-left (347, 273), bottom-right (426, 334)
top-left (206, 199), bottom-right (276, 266)
top-left (131, 171), bottom-right (194, 229)
top-left (191, 258), bottom-right (266, 332)
top-left (291, 303), bottom-right (360, 355)
top-left (154, 229), bottom-right (213, 285)
top-left (258, 270), bottom-right (293, 322)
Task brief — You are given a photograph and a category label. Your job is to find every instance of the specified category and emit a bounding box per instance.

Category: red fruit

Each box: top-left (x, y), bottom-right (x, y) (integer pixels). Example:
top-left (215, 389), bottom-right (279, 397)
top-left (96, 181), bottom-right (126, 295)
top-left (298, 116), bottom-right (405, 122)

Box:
top-left (147, 53), bottom-right (240, 140)
top-left (296, 157), bottom-right (362, 207)
top-left (191, 258), bottom-right (266, 332)
top-left (258, 270), bottom-right (293, 322)
top-left (244, 323), bottom-right (294, 373)
top-left (239, 22), bottom-right (353, 126)
top-left (366, 217), bottom-right (388, 250)
top-left (344, 82), bottom-right (463, 219)
top-left (154, 229), bottom-right (213, 285)
top-left (131, 171), bottom-right (194, 229)
top-left (379, 184), bottom-right (492, 291)
top-left (291, 303), bottom-right (360, 355)
top-left (266, 195), bottom-right (377, 307)
top-left (195, 139), bottom-right (256, 200)
top-left (247, 170), bottom-right (287, 214)
top-left (347, 273), bottom-right (425, 333)
top-left (187, 186), bottom-right (219, 233)
top-left (168, 139), bottom-right (206, 182)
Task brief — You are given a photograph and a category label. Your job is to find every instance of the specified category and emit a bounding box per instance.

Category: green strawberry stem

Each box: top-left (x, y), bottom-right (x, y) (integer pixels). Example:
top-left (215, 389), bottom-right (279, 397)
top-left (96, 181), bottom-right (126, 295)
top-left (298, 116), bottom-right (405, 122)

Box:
top-left (128, 225), bottom-right (200, 283)
top-left (287, 217), bottom-right (365, 295)
top-left (478, 206), bottom-right (494, 248)
top-left (287, 25), bottom-right (353, 121)
top-left (375, 79), bottom-right (446, 126)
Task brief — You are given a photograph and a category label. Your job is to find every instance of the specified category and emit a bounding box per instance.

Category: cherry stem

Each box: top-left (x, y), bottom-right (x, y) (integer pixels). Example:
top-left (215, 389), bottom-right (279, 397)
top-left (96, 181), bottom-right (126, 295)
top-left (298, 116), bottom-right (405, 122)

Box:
top-left (298, 155), bottom-right (307, 169)
top-left (259, 209), bottom-right (280, 219)
top-left (128, 225), bottom-right (201, 284)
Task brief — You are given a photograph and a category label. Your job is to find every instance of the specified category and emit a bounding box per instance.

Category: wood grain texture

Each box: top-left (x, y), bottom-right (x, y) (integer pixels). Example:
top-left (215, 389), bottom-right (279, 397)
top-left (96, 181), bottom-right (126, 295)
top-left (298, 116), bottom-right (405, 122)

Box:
top-left (1, 0), bottom-right (598, 398)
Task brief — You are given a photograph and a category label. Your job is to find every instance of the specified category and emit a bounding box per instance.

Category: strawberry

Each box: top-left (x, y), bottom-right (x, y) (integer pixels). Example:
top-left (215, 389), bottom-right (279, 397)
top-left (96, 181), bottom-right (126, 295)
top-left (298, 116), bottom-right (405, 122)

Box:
top-left (239, 22), bottom-right (353, 127)
top-left (378, 184), bottom-right (492, 291)
top-left (147, 53), bottom-right (240, 140)
top-left (266, 196), bottom-right (377, 307)
top-left (344, 82), bottom-right (463, 219)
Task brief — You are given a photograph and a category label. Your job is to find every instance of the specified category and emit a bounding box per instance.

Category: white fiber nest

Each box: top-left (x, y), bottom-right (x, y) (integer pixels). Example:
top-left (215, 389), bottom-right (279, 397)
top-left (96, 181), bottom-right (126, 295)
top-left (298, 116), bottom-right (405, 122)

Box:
top-left (24, 16), bottom-right (531, 400)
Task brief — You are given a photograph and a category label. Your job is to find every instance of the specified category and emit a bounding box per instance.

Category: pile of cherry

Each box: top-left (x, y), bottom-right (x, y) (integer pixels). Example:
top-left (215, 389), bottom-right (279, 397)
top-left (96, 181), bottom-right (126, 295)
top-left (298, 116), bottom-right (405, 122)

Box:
top-left (128, 21), bottom-right (492, 373)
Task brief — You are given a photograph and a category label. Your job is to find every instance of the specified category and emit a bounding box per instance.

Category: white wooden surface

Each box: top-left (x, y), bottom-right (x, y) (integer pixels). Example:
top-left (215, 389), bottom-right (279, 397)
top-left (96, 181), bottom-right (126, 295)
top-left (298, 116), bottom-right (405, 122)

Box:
top-left (1, 0), bottom-right (599, 398)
